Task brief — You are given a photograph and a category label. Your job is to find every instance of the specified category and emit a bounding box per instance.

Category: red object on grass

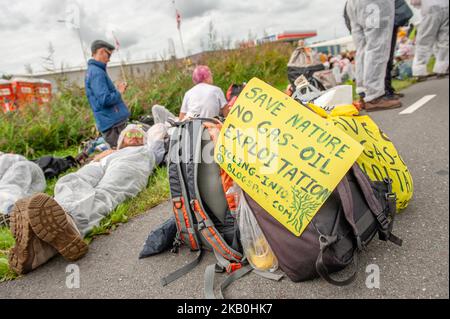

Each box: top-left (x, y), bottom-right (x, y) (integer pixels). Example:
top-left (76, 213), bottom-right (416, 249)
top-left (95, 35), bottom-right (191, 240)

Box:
top-left (0, 80), bottom-right (16, 113)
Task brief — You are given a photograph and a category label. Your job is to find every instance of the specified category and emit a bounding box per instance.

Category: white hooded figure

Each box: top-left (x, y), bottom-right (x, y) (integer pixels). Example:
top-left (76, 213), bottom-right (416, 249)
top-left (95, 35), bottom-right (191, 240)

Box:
top-left (346, 0), bottom-right (396, 102)
top-left (411, 0), bottom-right (449, 76)
top-left (0, 153), bottom-right (46, 216)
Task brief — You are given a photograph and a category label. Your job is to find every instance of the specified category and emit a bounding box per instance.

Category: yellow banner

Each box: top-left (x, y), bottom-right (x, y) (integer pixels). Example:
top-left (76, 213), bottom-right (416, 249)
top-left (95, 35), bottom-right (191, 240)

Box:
top-left (333, 114), bottom-right (414, 210)
top-left (215, 78), bottom-right (363, 236)
top-left (307, 103), bottom-right (414, 211)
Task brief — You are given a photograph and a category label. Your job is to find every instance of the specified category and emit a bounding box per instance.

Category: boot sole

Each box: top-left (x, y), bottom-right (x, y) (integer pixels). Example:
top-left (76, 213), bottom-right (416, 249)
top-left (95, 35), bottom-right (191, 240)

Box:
top-left (8, 199), bottom-right (34, 275)
top-left (365, 103), bottom-right (403, 112)
top-left (27, 194), bottom-right (88, 261)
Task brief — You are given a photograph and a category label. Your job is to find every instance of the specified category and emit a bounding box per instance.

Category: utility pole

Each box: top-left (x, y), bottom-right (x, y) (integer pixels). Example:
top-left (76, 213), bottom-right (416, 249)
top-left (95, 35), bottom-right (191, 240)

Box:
top-left (112, 31), bottom-right (127, 82)
top-left (172, 0), bottom-right (186, 57)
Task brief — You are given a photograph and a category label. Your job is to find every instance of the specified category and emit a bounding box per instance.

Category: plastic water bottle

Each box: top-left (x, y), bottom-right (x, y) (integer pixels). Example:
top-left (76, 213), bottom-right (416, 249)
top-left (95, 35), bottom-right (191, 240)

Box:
top-left (226, 182), bottom-right (240, 218)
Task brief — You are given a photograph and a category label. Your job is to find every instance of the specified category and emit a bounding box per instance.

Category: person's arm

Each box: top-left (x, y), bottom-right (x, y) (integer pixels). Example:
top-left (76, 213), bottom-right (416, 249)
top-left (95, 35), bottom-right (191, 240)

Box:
top-left (91, 73), bottom-right (122, 109)
top-left (179, 92), bottom-right (189, 120)
top-left (179, 112), bottom-right (187, 121)
top-left (93, 149), bottom-right (116, 162)
top-left (221, 103), bottom-right (232, 117)
top-left (218, 88), bottom-right (229, 117)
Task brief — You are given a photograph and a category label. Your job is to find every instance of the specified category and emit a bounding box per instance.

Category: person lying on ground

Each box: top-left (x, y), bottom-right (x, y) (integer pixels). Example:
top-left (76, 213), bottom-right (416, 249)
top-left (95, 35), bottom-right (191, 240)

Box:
top-left (151, 65), bottom-right (230, 124)
top-left (8, 123), bottom-right (168, 275)
top-left (85, 40), bottom-right (130, 149)
top-left (92, 124), bottom-right (167, 163)
top-left (0, 152), bottom-right (46, 227)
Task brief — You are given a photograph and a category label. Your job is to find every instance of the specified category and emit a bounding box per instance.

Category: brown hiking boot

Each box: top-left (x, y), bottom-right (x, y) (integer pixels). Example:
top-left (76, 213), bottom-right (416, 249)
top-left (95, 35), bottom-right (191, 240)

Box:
top-left (386, 92), bottom-right (405, 99)
top-left (8, 198), bottom-right (58, 275)
top-left (27, 193), bottom-right (88, 262)
top-left (365, 97), bottom-right (402, 112)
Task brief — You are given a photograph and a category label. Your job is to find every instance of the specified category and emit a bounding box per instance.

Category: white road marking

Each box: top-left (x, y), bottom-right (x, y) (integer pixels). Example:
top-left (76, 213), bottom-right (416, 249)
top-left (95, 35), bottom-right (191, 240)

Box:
top-left (399, 95), bottom-right (436, 115)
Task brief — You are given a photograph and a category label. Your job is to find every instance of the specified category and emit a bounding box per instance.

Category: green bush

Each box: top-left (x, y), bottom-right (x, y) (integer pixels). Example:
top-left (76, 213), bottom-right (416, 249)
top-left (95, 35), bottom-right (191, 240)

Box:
top-left (0, 43), bottom-right (293, 156)
top-left (122, 42), bottom-right (293, 118)
top-left (0, 88), bottom-right (95, 157)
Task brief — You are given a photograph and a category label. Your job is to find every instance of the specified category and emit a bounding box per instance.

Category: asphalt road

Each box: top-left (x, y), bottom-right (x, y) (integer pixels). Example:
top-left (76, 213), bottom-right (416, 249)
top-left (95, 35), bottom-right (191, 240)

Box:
top-left (1, 78), bottom-right (448, 299)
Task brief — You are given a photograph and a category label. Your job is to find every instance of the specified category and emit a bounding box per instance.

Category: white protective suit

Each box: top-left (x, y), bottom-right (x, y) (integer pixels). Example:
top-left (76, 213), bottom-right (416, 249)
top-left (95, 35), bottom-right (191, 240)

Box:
top-left (412, 0), bottom-right (449, 76)
top-left (0, 153), bottom-right (46, 215)
top-left (346, 0), bottom-right (395, 102)
top-left (54, 124), bottom-right (168, 237)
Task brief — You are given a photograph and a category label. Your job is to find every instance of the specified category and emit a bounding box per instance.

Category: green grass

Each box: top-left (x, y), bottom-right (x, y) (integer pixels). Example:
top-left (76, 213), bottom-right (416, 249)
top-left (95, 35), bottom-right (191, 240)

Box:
top-left (345, 77), bottom-right (417, 101)
top-left (0, 227), bottom-right (16, 282)
top-left (392, 77), bottom-right (417, 92)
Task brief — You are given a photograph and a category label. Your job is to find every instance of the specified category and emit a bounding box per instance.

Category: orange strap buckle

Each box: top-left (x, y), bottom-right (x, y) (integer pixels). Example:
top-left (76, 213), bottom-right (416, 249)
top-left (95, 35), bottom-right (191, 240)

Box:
top-left (226, 263), bottom-right (242, 274)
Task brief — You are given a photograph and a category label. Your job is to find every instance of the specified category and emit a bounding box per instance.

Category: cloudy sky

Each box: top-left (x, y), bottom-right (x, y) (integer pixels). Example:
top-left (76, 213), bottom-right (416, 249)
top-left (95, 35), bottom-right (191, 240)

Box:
top-left (0, 0), bottom-right (355, 75)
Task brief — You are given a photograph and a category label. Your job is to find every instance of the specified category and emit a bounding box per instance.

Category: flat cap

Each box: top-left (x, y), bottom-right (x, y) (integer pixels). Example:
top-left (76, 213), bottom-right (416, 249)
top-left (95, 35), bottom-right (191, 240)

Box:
top-left (91, 40), bottom-right (115, 54)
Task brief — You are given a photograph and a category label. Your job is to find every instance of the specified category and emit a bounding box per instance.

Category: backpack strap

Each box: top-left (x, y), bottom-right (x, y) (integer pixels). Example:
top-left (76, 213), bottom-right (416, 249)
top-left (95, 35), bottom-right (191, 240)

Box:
top-left (204, 258), bottom-right (284, 299)
top-left (351, 165), bottom-right (402, 246)
top-left (204, 264), bottom-right (253, 299)
top-left (315, 182), bottom-right (360, 286)
top-left (161, 250), bottom-right (203, 286)
top-left (315, 234), bottom-right (359, 286)
top-left (172, 196), bottom-right (200, 250)
top-left (336, 175), bottom-right (363, 250)
top-left (169, 125), bottom-right (201, 251)
top-left (192, 199), bottom-right (243, 262)
top-left (162, 124), bottom-right (204, 287)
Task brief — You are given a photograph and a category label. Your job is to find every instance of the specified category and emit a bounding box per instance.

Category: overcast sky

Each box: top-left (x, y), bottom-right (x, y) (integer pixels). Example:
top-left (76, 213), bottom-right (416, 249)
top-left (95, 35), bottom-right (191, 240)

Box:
top-left (1, 0), bottom-right (358, 75)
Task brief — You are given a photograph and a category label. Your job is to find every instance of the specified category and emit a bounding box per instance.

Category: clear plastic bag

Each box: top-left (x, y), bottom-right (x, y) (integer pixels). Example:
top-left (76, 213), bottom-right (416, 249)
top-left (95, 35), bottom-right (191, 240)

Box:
top-left (237, 191), bottom-right (278, 273)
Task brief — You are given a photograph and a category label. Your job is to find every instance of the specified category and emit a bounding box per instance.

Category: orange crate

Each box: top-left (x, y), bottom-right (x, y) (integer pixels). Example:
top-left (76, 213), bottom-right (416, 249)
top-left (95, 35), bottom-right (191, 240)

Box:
top-left (0, 79), bottom-right (16, 113)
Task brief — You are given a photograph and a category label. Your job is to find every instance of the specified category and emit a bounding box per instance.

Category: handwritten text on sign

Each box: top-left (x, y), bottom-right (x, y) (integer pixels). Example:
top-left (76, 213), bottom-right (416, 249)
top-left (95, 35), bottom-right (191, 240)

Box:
top-left (215, 78), bottom-right (363, 236)
top-left (332, 115), bottom-right (413, 210)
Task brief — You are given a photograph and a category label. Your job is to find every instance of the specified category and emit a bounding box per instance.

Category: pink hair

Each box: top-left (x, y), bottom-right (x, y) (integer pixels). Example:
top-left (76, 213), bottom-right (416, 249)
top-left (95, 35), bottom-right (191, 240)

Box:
top-left (192, 65), bottom-right (212, 84)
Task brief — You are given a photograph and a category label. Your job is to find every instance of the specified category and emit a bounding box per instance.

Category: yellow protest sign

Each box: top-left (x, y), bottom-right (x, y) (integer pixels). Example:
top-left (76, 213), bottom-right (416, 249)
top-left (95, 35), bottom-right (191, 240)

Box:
top-left (333, 114), bottom-right (413, 210)
top-left (215, 78), bottom-right (363, 236)
top-left (307, 103), bottom-right (414, 211)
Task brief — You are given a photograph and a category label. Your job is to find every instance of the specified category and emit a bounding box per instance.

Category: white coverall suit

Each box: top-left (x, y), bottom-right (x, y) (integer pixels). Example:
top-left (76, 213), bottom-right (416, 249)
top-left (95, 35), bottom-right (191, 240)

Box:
top-left (346, 0), bottom-right (395, 102)
top-left (412, 0), bottom-right (449, 76)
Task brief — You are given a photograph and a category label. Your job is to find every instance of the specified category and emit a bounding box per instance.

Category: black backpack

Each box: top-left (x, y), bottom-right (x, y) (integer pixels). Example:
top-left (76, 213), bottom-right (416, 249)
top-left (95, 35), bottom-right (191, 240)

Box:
top-left (247, 164), bottom-right (402, 286)
top-left (162, 118), bottom-right (282, 299)
top-left (395, 0), bottom-right (413, 27)
top-left (32, 156), bottom-right (78, 180)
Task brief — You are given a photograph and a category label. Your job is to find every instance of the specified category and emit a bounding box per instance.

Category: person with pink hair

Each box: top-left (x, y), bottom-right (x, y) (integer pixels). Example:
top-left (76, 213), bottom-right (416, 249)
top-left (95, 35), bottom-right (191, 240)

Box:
top-left (151, 65), bottom-right (228, 124)
top-left (180, 65), bottom-right (228, 120)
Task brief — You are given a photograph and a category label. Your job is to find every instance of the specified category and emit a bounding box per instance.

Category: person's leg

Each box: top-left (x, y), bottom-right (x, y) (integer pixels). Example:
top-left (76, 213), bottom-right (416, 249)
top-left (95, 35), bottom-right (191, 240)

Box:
top-left (347, 0), bottom-right (366, 97)
top-left (385, 26), bottom-right (399, 96)
top-left (413, 9), bottom-right (440, 77)
top-left (53, 163), bottom-right (106, 234)
top-left (9, 163), bottom-right (107, 271)
top-left (8, 198), bottom-right (58, 275)
top-left (10, 163), bottom-right (105, 271)
top-left (433, 10), bottom-right (449, 75)
top-left (25, 193), bottom-right (89, 262)
top-left (56, 147), bottom-right (154, 237)
top-left (102, 121), bottom-right (127, 148)
top-left (362, 0), bottom-right (395, 102)
top-left (152, 104), bottom-right (177, 124)
top-left (146, 123), bottom-right (169, 166)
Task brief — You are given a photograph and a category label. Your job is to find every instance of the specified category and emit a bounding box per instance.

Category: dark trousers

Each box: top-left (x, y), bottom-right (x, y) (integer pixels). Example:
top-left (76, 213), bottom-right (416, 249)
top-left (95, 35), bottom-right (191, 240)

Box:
top-left (102, 121), bottom-right (127, 149)
top-left (385, 26), bottom-right (399, 96)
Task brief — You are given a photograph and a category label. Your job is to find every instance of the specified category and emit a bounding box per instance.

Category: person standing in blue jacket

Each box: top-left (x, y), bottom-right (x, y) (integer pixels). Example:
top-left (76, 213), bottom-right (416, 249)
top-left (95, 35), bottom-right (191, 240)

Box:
top-left (85, 40), bottom-right (130, 148)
